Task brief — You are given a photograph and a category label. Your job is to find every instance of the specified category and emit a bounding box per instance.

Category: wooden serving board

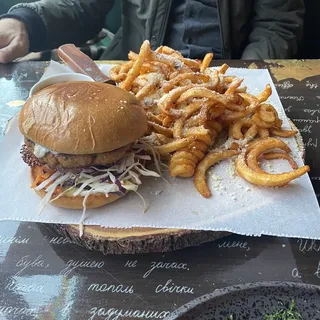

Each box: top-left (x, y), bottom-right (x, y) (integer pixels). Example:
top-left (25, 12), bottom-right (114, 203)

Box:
top-left (51, 121), bottom-right (304, 254)
top-left (52, 224), bottom-right (230, 254)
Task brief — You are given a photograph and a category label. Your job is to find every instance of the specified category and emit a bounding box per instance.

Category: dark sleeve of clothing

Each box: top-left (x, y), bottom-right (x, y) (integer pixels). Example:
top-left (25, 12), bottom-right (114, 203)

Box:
top-left (241, 0), bottom-right (305, 59)
top-left (5, 0), bottom-right (114, 52)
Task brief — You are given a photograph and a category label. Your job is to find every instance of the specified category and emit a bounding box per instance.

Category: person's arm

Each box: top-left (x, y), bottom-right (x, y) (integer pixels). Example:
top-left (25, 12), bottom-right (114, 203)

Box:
top-left (4, 0), bottom-right (115, 52)
top-left (241, 0), bottom-right (305, 59)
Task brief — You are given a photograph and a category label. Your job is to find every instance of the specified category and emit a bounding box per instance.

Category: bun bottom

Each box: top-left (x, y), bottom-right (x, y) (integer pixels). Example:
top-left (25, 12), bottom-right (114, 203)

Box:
top-left (30, 167), bottom-right (124, 210)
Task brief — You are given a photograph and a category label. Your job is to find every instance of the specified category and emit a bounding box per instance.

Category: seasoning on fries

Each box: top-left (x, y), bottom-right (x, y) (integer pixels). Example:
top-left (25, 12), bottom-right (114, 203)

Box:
top-left (110, 40), bottom-right (310, 197)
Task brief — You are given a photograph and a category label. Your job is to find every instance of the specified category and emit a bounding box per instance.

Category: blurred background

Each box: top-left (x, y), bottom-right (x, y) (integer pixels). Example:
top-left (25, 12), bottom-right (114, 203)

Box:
top-left (0, 0), bottom-right (319, 60)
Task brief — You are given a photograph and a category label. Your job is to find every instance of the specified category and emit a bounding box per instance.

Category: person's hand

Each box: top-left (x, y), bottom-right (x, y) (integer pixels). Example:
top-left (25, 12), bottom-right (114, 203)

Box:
top-left (0, 18), bottom-right (29, 63)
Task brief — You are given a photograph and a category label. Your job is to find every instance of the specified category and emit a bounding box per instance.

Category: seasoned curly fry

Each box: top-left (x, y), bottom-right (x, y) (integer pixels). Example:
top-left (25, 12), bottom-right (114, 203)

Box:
top-left (146, 112), bottom-right (163, 125)
top-left (270, 128), bottom-right (297, 138)
top-left (246, 139), bottom-right (292, 174)
top-left (172, 117), bottom-right (185, 139)
top-left (136, 83), bottom-right (157, 100)
top-left (194, 150), bottom-right (240, 197)
top-left (110, 42), bottom-right (309, 196)
top-left (120, 40), bottom-right (151, 91)
top-left (154, 137), bottom-right (195, 155)
top-left (236, 138), bottom-right (309, 187)
top-left (218, 63), bottom-right (229, 74)
top-left (229, 119), bottom-right (257, 140)
top-left (256, 84), bottom-right (272, 103)
top-left (263, 152), bottom-right (298, 170)
top-left (225, 78), bottom-right (243, 95)
top-left (148, 121), bottom-right (173, 137)
top-left (237, 155), bottom-right (310, 187)
top-left (176, 87), bottom-right (228, 106)
top-left (258, 104), bottom-right (277, 123)
top-left (200, 53), bottom-right (214, 72)
top-left (170, 139), bottom-right (211, 178)
top-left (110, 65), bottom-right (127, 82)
top-left (258, 128), bottom-right (270, 138)
top-left (163, 73), bottom-right (210, 93)
top-left (157, 85), bottom-right (194, 114)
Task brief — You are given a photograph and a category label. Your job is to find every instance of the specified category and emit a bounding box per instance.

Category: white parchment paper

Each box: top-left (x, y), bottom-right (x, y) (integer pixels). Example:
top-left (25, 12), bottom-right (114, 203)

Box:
top-left (0, 61), bottom-right (319, 239)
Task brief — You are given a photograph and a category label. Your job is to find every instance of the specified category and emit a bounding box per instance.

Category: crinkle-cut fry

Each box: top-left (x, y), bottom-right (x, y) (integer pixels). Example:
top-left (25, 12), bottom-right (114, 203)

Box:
top-left (258, 128), bottom-right (270, 138)
top-left (258, 104), bottom-right (277, 123)
top-left (147, 112), bottom-right (163, 125)
top-left (173, 117), bottom-right (185, 139)
top-left (136, 83), bottom-right (157, 100)
top-left (109, 65), bottom-right (127, 82)
top-left (200, 53), bottom-right (214, 72)
top-left (120, 40), bottom-right (151, 91)
top-left (162, 73), bottom-right (210, 93)
top-left (148, 121), bottom-right (173, 137)
top-left (158, 85), bottom-right (194, 114)
top-left (246, 138), bottom-right (292, 174)
top-left (263, 152), bottom-right (298, 170)
top-left (229, 119), bottom-right (256, 140)
top-left (256, 84), bottom-right (272, 103)
top-left (194, 150), bottom-right (240, 197)
top-left (225, 78), bottom-right (243, 95)
top-left (270, 128), bottom-right (297, 138)
top-left (154, 136), bottom-right (195, 155)
top-left (236, 154), bottom-right (309, 187)
top-left (176, 87), bottom-right (229, 106)
top-left (218, 63), bottom-right (229, 75)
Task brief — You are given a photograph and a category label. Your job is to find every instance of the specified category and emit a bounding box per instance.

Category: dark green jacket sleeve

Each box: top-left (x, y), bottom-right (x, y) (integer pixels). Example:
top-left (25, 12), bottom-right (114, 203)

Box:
top-left (9, 0), bottom-right (114, 51)
top-left (241, 0), bottom-right (305, 59)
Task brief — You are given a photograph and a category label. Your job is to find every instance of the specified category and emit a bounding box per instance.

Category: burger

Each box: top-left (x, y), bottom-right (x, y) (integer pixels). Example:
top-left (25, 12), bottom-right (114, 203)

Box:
top-left (19, 81), bottom-right (158, 219)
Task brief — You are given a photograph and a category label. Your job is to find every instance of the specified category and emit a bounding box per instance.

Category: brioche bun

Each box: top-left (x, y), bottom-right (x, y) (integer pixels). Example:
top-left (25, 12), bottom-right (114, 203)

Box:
top-left (30, 167), bottom-right (124, 209)
top-left (19, 81), bottom-right (147, 154)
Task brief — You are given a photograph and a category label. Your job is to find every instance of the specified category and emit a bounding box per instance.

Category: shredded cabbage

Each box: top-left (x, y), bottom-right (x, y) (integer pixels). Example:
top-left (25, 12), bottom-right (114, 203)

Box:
top-left (35, 148), bottom-right (160, 233)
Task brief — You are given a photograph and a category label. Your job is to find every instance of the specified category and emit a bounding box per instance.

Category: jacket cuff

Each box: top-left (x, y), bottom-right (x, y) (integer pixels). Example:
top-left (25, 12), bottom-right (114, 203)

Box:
top-left (0, 7), bottom-right (47, 52)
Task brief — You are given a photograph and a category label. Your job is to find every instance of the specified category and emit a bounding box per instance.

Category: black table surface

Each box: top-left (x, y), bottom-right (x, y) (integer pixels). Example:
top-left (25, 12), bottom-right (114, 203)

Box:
top-left (0, 60), bottom-right (319, 320)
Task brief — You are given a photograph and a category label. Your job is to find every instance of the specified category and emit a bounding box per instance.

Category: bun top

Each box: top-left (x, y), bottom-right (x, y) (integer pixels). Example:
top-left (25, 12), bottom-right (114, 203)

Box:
top-left (19, 81), bottom-right (147, 154)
